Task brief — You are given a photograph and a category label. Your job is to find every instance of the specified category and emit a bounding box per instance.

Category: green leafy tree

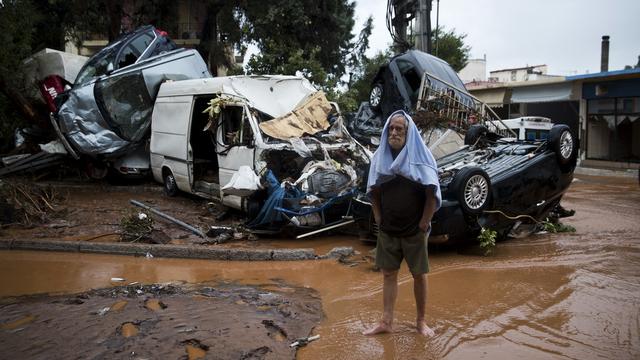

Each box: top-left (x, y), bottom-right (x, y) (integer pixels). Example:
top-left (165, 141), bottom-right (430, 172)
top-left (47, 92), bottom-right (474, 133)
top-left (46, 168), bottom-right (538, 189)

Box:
top-left (243, 0), bottom-right (357, 88)
top-left (432, 26), bottom-right (470, 72)
top-left (0, 0), bottom-right (40, 146)
top-left (332, 49), bottom-right (392, 113)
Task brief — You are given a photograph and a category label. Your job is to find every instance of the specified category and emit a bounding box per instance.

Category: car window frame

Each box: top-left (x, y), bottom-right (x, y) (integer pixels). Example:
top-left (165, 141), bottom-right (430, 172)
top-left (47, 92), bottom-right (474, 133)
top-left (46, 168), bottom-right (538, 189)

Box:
top-left (114, 29), bottom-right (157, 70)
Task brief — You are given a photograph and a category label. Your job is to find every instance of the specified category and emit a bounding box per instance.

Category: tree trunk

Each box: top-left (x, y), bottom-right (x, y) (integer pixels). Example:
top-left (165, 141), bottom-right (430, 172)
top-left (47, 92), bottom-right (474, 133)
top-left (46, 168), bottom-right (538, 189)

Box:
top-left (198, 1), bottom-right (226, 76)
top-left (0, 76), bottom-right (38, 124)
top-left (105, 0), bottom-right (124, 41)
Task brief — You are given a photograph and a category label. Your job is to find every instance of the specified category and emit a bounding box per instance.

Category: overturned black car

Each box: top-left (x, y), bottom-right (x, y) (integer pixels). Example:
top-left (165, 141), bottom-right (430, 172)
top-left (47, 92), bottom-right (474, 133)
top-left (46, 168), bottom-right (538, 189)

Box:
top-left (354, 123), bottom-right (577, 243)
top-left (358, 125), bottom-right (577, 243)
top-left (431, 123), bottom-right (577, 241)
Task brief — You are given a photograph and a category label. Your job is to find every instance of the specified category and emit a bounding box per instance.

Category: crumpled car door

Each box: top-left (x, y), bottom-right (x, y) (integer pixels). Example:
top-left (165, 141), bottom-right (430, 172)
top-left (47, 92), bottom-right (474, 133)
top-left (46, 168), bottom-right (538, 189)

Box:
top-left (216, 105), bottom-right (256, 205)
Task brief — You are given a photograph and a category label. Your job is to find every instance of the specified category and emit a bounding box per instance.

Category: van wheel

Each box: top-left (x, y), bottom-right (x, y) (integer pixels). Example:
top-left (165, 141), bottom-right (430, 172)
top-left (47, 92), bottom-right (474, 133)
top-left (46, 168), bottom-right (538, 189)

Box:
top-left (164, 172), bottom-right (178, 197)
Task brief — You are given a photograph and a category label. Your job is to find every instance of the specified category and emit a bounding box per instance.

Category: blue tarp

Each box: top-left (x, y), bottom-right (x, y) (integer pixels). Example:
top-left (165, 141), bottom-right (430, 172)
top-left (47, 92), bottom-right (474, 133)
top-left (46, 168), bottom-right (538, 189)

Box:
top-left (246, 170), bottom-right (303, 229)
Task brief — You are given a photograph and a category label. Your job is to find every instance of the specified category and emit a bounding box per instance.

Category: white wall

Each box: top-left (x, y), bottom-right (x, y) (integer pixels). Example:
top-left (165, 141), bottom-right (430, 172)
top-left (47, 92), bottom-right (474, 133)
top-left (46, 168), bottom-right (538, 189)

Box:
top-left (459, 58), bottom-right (487, 83)
top-left (490, 65), bottom-right (549, 82)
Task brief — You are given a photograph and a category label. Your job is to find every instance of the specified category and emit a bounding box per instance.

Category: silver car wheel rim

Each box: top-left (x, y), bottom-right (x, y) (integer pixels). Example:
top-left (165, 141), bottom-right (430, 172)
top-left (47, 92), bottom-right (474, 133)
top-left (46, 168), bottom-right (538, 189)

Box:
top-left (464, 174), bottom-right (489, 210)
top-left (166, 175), bottom-right (175, 190)
top-left (560, 131), bottom-right (573, 159)
top-left (370, 86), bottom-right (382, 106)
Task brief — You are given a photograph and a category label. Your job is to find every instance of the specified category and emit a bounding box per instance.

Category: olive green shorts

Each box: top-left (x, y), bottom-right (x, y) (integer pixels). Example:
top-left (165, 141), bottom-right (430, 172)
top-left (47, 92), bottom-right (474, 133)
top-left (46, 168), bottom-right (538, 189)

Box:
top-left (375, 230), bottom-right (429, 274)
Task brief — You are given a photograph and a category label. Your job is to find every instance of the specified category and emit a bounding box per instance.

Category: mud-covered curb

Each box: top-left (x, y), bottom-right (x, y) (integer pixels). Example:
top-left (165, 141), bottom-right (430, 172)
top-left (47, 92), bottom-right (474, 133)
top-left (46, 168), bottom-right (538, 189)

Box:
top-left (0, 238), bottom-right (354, 261)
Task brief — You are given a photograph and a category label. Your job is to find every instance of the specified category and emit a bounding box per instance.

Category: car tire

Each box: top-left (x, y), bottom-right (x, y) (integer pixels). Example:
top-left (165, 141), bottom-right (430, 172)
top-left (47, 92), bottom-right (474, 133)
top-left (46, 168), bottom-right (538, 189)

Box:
top-left (451, 166), bottom-right (491, 215)
top-left (164, 170), bottom-right (178, 197)
top-left (464, 125), bottom-right (489, 146)
top-left (548, 125), bottom-right (576, 165)
top-left (369, 82), bottom-right (383, 112)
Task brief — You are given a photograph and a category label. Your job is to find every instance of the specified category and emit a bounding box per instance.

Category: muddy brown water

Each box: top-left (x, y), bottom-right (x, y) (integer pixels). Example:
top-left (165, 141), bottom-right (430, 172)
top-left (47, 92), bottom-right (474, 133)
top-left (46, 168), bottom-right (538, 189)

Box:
top-left (1, 175), bottom-right (639, 359)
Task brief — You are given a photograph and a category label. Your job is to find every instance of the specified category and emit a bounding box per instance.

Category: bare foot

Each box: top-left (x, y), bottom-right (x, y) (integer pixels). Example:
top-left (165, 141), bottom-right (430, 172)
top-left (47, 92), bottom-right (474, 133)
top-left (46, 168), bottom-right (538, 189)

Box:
top-left (417, 322), bottom-right (435, 337)
top-left (363, 322), bottom-right (393, 335)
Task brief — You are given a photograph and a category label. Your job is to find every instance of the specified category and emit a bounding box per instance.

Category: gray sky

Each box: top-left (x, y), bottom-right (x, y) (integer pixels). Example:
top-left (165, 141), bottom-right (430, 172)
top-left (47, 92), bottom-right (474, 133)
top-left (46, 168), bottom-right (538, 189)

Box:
top-left (354, 0), bottom-right (640, 75)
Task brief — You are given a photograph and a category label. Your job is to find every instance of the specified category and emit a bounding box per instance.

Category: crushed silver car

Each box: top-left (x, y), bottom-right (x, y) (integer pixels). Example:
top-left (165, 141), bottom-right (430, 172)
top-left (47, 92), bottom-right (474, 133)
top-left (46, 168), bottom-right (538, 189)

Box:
top-left (51, 26), bottom-right (211, 168)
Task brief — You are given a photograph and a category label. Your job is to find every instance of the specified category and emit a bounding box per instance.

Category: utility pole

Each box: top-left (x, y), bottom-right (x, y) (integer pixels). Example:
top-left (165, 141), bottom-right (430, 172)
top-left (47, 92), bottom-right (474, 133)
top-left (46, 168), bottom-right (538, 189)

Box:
top-left (387, 0), bottom-right (432, 54)
top-left (414, 0), bottom-right (432, 53)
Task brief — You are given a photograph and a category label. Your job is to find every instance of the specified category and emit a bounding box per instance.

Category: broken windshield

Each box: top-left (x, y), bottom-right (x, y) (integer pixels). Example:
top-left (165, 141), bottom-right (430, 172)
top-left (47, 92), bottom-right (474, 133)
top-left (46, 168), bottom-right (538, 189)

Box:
top-left (74, 45), bottom-right (119, 85)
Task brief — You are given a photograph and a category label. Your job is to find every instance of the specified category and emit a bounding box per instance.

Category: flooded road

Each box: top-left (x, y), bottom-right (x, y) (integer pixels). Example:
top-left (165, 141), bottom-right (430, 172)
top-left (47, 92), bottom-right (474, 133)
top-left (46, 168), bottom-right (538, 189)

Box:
top-left (1, 175), bottom-right (639, 359)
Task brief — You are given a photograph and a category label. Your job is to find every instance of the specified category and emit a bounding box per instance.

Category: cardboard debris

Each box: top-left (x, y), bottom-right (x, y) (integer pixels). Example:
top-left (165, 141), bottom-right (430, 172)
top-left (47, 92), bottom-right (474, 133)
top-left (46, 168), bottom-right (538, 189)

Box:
top-left (259, 91), bottom-right (332, 140)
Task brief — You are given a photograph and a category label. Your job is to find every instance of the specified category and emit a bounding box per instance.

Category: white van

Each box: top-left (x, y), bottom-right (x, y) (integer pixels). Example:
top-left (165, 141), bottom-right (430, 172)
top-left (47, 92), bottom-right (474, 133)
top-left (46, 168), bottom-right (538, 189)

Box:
top-left (488, 116), bottom-right (553, 141)
top-left (150, 75), bottom-right (368, 214)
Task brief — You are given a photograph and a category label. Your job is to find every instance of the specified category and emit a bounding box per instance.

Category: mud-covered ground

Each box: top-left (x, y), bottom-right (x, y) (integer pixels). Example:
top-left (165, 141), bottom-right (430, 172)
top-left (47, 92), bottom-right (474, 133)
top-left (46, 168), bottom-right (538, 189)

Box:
top-left (0, 178), bottom-right (265, 246)
top-left (0, 282), bottom-right (322, 359)
top-left (1, 174), bottom-right (639, 359)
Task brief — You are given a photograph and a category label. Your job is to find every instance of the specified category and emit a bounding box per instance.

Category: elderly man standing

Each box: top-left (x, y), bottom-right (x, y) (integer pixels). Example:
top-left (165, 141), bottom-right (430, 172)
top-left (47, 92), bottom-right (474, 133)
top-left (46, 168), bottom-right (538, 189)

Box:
top-left (363, 110), bottom-right (441, 337)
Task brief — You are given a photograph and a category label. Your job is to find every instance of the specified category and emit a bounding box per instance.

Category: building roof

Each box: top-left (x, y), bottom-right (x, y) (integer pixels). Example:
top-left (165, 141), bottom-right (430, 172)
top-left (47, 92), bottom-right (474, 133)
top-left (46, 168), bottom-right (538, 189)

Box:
top-left (566, 68), bottom-right (640, 81)
top-left (490, 64), bottom-right (547, 73)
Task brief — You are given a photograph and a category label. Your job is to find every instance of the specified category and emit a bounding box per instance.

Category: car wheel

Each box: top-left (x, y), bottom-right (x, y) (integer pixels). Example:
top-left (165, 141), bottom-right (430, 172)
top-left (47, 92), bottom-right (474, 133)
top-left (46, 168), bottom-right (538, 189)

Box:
top-left (548, 125), bottom-right (576, 165)
top-left (451, 166), bottom-right (491, 215)
top-left (369, 82), bottom-right (383, 111)
top-left (164, 171), bottom-right (178, 197)
top-left (464, 125), bottom-right (489, 146)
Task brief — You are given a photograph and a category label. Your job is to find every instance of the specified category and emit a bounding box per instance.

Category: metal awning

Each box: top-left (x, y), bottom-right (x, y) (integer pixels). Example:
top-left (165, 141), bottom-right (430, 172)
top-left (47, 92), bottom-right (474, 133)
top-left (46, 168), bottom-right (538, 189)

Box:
top-left (469, 88), bottom-right (509, 105)
top-left (511, 82), bottom-right (575, 103)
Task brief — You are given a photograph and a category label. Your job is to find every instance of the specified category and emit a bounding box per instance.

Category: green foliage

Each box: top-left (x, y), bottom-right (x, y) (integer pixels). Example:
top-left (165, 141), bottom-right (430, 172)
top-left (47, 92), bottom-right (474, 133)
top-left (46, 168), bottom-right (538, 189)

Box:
top-left (0, 0), bottom-right (38, 82)
top-left (331, 49), bottom-right (392, 113)
top-left (120, 210), bottom-right (154, 242)
top-left (0, 93), bottom-right (25, 151)
top-left (542, 220), bottom-right (576, 233)
top-left (243, 0), bottom-right (357, 88)
top-left (477, 227), bottom-right (497, 256)
top-left (0, 0), bottom-right (39, 142)
top-left (432, 27), bottom-right (471, 72)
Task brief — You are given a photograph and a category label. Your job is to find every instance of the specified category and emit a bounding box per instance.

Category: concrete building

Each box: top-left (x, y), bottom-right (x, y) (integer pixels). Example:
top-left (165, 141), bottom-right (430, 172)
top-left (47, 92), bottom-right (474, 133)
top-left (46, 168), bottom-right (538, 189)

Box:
top-left (469, 35), bottom-right (640, 172)
top-left (469, 69), bottom-right (640, 171)
top-left (569, 69), bottom-right (640, 169)
top-left (490, 64), bottom-right (562, 83)
top-left (458, 56), bottom-right (487, 83)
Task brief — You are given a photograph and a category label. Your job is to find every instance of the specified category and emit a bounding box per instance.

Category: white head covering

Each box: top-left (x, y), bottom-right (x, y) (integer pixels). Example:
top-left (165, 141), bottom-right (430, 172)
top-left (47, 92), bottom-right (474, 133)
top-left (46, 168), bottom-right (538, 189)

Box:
top-left (366, 110), bottom-right (441, 210)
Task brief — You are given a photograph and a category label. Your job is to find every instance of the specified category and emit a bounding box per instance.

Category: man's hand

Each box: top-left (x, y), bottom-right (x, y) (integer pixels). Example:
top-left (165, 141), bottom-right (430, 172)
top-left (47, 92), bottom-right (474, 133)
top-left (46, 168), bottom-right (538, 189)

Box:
top-left (420, 186), bottom-right (437, 233)
top-left (370, 187), bottom-right (382, 226)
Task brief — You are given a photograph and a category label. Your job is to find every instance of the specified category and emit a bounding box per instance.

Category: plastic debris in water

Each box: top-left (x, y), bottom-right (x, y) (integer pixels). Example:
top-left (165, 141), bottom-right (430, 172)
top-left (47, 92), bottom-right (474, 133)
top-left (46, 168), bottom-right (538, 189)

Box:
top-left (110, 277), bottom-right (125, 282)
top-left (97, 307), bottom-right (110, 316)
top-left (290, 334), bottom-right (320, 348)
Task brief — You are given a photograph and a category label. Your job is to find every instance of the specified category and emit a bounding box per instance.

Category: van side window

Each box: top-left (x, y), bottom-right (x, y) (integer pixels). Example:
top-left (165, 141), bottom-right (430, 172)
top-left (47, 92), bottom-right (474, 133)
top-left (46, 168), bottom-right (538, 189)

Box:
top-left (221, 106), bottom-right (252, 146)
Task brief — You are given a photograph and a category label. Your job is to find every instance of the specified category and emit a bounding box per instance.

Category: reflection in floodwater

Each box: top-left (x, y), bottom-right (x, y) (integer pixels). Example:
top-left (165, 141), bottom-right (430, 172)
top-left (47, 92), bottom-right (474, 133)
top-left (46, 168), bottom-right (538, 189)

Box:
top-left (1, 176), bottom-right (639, 359)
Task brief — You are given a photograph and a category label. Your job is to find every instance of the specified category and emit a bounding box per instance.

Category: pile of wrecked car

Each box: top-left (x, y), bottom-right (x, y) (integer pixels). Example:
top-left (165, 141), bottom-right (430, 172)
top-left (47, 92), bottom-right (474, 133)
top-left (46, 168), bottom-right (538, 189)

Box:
top-left (1, 25), bottom-right (577, 244)
top-left (349, 49), bottom-right (577, 243)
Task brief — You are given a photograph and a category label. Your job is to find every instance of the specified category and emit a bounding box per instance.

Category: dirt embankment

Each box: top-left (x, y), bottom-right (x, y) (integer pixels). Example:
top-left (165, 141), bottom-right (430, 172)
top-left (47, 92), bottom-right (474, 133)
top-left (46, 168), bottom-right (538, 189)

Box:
top-left (0, 282), bottom-right (323, 359)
